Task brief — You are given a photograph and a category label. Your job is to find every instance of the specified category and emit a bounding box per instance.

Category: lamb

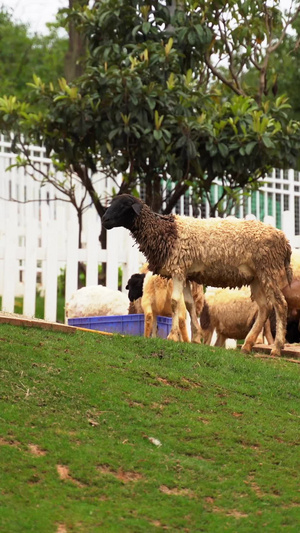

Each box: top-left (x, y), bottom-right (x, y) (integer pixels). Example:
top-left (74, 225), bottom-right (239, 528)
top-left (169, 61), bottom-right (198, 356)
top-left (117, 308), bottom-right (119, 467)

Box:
top-left (200, 287), bottom-right (273, 347)
top-left (102, 194), bottom-right (292, 357)
top-left (128, 271), bottom-right (189, 340)
top-left (270, 248), bottom-right (300, 343)
top-left (282, 249), bottom-right (300, 321)
top-left (65, 285), bottom-right (129, 319)
top-left (126, 271), bottom-right (204, 341)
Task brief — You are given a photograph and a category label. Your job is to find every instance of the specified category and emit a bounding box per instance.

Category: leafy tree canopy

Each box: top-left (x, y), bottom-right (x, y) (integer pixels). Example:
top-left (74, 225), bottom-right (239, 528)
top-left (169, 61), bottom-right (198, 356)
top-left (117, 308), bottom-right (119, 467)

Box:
top-left (0, 6), bottom-right (68, 99)
top-left (0, 0), bottom-right (300, 223)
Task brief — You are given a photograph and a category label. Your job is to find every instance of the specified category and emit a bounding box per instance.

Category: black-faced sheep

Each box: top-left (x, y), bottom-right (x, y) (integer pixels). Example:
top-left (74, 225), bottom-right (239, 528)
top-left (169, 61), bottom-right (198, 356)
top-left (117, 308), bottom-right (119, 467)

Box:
top-left (65, 285), bottom-right (129, 318)
top-left (200, 287), bottom-right (274, 347)
top-left (102, 194), bottom-right (292, 356)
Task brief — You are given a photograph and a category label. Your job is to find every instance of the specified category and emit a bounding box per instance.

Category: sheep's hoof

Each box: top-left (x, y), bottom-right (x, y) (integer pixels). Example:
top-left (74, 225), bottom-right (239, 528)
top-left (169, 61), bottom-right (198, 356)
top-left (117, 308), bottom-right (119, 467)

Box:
top-left (191, 332), bottom-right (202, 344)
top-left (167, 330), bottom-right (181, 342)
top-left (241, 342), bottom-right (253, 354)
top-left (270, 346), bottom-right (282, 357)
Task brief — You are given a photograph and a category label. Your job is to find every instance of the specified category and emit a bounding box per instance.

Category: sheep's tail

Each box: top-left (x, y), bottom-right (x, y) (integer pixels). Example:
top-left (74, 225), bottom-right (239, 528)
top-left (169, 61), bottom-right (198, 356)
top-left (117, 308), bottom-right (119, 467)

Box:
top-left (285, 243), bottom-right (293, 287)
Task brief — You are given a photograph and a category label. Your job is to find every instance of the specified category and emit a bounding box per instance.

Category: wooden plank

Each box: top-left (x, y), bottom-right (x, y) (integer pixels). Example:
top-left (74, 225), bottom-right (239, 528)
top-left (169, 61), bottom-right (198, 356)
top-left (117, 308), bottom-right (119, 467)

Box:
top-left (0, 315), bottom-right (76, 333)
top-left (253, 343), bottom-right (300, 358)
top-left (253, 353), bottom-right (300, 365)
top-left (75, 326), bottom-right (115, 336)
top-left (0, 315), bottom-right (119, 337)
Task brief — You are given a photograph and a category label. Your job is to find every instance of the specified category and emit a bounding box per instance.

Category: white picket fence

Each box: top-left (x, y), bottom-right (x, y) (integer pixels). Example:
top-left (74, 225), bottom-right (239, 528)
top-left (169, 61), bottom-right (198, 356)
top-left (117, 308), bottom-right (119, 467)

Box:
top-left (0, 135), bottom-right (299, 326)
top-left (0, 200), bottom-right (144, 323)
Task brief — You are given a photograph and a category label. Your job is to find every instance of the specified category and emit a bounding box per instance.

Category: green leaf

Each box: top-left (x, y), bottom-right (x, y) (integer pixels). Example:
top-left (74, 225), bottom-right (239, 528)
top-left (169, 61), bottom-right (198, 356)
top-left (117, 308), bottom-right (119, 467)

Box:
top-left (262, 135), bottom-right (275, 149)
top-left (194, 24), bottom-right (204, 41)
top-left (187, 30), bottom-right (196, 46)
top-left (218, 143), bottom-right (229, 158)
top-left (175, 136), bottom-right (187, 149)
top-left (153, 130), bottom-right (162, 141)
top-left (245, 141), bottom-right (257, 155)
top-left (142, 22), bottom-right (151, 34)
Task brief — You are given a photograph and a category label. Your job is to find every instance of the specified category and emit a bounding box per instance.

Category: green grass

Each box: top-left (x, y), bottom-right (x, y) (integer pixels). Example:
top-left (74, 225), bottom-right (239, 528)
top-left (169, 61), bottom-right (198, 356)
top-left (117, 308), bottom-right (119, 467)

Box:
top-left (1, 324), bottom-right (300, 532)
top-left (0, 295), bottom-right (65, 323)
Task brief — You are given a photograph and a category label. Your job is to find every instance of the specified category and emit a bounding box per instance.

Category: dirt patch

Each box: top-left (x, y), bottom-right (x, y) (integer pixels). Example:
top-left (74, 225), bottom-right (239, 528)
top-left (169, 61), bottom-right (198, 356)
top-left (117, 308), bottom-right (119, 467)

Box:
top-left (150, 520), bottom-right (170, 529)
top-left (159, 485), bottom-right (194, 498)
top-left (211, 506), bottom-right (248, 518)
top-left (56, 464), bottom-right (85, 488)
top-left (197, 417), bottom-right (210, 425)
top-left (180, 377), bottom-right (202, 389)
top-left (227, 509), bottom-right (248, 518)
top-left (127, 400), bottom-right (145, 408)
top-left (157, 377), bottom-right (172, 386)
top-left (244, 475), bottom-right (265, 498)
top-left (0, 437), bottom-right (21, 449)
top-left (205, 496), bottom-right (215, 504)
top-left (56, 524), bottom-right (67, 533)
top-left (97, 465), bottom-right (143, 483)
top-left (156, 376), bottom-right (202, 389)
top-left (28, 444), bottom-right (47, 456)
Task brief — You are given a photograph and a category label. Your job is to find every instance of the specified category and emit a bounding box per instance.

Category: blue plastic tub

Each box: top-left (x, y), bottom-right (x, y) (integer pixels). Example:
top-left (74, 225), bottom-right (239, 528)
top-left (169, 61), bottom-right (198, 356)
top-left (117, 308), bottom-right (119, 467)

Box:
top-left (68, 314), bottom-right (172, 338)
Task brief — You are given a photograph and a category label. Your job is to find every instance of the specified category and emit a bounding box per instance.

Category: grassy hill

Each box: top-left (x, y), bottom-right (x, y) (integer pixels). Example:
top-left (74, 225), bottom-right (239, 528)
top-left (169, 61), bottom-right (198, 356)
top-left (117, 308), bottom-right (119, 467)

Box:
top-left (1, 323), bottom-right (300, 532)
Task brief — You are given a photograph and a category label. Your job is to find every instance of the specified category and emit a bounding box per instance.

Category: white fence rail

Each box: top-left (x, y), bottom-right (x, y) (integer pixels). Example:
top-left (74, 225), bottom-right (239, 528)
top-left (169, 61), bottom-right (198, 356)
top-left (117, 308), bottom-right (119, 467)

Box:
top-left (0, 201), bottom-right (143, 322)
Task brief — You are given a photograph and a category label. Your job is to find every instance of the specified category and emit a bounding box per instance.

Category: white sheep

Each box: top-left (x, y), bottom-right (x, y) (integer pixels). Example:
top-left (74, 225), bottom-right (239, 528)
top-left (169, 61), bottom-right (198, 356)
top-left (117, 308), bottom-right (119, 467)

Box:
top-left (65, 285), bottom-right (129, 319)
top-left (200, 287), bottom-right (274, 347)
top-left (102, 194), bottom-right (292, 357)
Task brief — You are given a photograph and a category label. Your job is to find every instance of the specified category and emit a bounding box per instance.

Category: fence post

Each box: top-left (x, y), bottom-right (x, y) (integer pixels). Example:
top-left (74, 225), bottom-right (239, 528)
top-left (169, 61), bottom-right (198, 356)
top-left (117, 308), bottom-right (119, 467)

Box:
top-left (106, 227), bottom-right (119, 290)
top-left (23, 203), bottom-right (38, 317)
top-left (86, 209), bottom-right (100, 286)
top-left (44, 220), bottom-right (58, 322)
top-left (282, 210), bottom-right (294, 247)
top-left (65, 215), bottom-right (79, 316)
top-left (2, 203), bottom-right (18, 313)
top-left (263, 215), bottom-right (275, 227)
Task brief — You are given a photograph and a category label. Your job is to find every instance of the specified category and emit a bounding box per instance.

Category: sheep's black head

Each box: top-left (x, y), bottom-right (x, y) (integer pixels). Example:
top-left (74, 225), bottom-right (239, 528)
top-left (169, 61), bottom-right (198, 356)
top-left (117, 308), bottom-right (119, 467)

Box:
top-left (102, 194), bottom-right (144, 230)
top-left (126, 273), bottom-right (145, 301)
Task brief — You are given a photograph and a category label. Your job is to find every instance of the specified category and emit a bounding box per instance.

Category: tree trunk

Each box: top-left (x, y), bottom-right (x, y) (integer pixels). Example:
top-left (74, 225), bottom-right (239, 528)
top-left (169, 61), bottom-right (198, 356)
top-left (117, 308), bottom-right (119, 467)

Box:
top-left (145, 173), bottom-right (162, 212)
top-left (64, 0), bottom-right (88, 82)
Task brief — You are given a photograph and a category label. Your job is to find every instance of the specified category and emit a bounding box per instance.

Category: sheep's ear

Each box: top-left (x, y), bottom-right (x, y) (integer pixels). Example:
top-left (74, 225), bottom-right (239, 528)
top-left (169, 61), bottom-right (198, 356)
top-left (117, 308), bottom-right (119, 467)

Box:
top-left (132, 202), bottom-right (143, 215)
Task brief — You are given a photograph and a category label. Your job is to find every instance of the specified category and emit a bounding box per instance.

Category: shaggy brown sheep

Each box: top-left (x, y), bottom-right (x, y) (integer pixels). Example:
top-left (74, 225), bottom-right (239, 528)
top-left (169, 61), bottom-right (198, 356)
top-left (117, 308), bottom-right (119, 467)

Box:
top-left (102, 194), bottom-right (292, 356)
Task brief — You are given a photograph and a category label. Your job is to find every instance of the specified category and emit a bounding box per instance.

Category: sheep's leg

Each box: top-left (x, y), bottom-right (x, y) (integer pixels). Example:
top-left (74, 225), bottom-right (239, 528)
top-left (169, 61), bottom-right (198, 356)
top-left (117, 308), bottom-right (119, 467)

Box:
top-left (144, 308), bottom-right (154, 338)
top-left (242, 282), bottom-right (270, 354)
top-left (215, 333), bottom-right (226, 348)
top-left (263, 319), bottom-right (274, 345)
top-left (167, 277), bottom-right (183, 342)
top-left (183, 283), bottom-right (201, 344)
top-left (179, 316), bottom-right (189, 343)
top-left (151, 315), bottom-right (158, 338)
top-left (202, 328), bottom-right (214, 345)
top-left (256, 329), bottom-right (264, 344)
top-left (272, 287), bottom-right (287, 356)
